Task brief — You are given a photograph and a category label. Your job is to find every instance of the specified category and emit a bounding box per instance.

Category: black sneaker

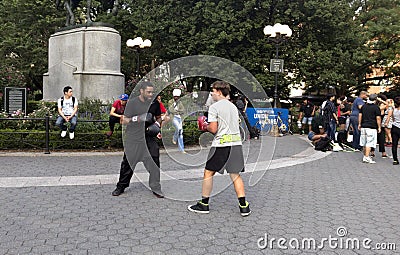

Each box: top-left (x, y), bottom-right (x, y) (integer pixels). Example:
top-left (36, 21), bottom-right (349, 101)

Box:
top-left (112, 188), bottom-right (124, 196)
top-left (393, 161), bottom-right (399, 165)
top-left (239, 201), bottom-right (251, 217)
top-left (187, 201), bottom-right (209, 214)
top-left (152, 191), bottom-right (164, 198)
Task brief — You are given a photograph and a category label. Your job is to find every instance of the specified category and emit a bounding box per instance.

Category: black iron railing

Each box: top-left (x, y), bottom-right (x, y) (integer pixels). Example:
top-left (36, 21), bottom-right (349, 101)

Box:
top-left (0, 116), bottom-right (201, 154)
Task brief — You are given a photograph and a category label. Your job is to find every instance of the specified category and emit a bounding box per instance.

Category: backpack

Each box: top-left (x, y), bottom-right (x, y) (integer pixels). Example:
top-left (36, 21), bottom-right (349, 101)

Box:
top-left (314, 137), bottom-right (332, 151)
top-left (60, 96), bottom-right (76, 107)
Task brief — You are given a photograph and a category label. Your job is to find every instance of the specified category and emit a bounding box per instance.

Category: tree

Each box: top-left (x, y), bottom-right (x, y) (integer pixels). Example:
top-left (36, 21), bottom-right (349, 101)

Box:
top-left (283, 0), bottom-right (368, 96)
top-left (0, 0), bottom-right (64, 99)
top-left (354, 0), bottom-right (400, 90)
top-left (1, 0), bottom-right (397, 105)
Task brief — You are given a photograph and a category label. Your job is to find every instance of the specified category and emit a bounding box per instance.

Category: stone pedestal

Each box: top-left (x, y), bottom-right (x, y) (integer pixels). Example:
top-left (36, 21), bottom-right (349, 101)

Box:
top-left (43, 25), bottom-right (124, 102)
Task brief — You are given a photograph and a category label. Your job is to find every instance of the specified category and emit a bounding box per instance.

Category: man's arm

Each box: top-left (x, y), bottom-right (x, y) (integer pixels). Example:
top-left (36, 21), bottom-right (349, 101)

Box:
top-left (155, 115), bottom-right (162, 126)
top-left (207, 121), bottom-right (218, 134)
top-left (358, 112), bottom-right (362, 130)
top-left (298, 112), bottom-right (303, 120)
top-left (312, 133), bottom-right (327, 143)
top-left (332, 112), bottom-right (338, 123)
top-left (376, 112), bottom-right (382, 133)
top-left (58, 107), bottom-right (67, 121)
top-left (70, 101), bottom-right (78, 118)
top-left (357, 100), bottom-right (364, 110)
top-left (178, 101), bottom-right (185, 115)
top-left (109, 107), bottom-right (120, 117)
top-left (298, 105), bottom-right (303, 120)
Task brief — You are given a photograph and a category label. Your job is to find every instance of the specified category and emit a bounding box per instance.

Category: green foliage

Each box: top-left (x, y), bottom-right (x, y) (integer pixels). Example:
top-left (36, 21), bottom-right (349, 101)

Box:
top-left (0, 0), bottom-right (398, 107)
top-left (0, 0), bottom-right (63, 95)
top-left (78, 97), bottom-right (109, 120)
top-left (355, 0), bottom-right (400, 88)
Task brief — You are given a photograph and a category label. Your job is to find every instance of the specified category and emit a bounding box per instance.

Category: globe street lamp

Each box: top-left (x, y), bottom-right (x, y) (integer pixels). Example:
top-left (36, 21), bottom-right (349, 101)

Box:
top-left (126, 37), bottom-right (152, 78)
top-left (263, 23), bottom-right (292, 108)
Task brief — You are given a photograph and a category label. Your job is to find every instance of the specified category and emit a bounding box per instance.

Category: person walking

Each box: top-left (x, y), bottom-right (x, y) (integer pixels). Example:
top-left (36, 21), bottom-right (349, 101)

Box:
top-left (106, 93), bottom-right (128, 137)
top-left (188, 81), bottom-right (251, 217)
top-left (350, 91), bottom-right (368, 150)
top-left (112, 81), bottom-right (164, 198)
top-left (387, 96), bottom-right (400, 165)
top-left (358, 94), bottom-right (381, 164)
top-left (168, 89), bottom-right (185, 153)
top-left (55, 86), bottom-right (78, 140)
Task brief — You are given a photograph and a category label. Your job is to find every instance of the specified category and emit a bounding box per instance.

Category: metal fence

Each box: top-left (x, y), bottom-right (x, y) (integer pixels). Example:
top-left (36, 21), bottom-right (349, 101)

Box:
top-left (0, 115), bottom-right (123, 154)
top-left (0, 116), bottom-right (201, 154)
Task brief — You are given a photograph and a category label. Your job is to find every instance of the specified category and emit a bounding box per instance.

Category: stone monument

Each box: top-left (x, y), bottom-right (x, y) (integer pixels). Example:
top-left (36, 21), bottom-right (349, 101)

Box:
top-left (43, 24), bottom-right (124, 102)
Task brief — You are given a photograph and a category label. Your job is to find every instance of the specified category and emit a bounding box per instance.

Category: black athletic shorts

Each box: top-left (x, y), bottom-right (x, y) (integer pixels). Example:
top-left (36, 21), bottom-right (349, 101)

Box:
top-left (205, 145), bottom-right (245, 174)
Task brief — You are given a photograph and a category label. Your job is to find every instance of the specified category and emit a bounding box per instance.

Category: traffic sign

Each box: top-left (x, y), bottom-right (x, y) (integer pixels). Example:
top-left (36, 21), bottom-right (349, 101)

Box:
top-left (270, 59), bottom-right (284, 73)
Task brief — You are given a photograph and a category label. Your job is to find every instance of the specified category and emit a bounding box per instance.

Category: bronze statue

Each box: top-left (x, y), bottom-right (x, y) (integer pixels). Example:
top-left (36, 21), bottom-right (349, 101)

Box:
top-left (56, 0), bottom-right (118, 27)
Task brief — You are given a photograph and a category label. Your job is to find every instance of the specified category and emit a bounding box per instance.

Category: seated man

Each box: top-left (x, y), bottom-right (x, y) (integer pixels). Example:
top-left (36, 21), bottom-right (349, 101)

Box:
top-left (106, 93), bottom-right (128, 137)
top-left (308, 124), bottom-right (332, 151)
top-left (308, 125), bottom-right (328, 145)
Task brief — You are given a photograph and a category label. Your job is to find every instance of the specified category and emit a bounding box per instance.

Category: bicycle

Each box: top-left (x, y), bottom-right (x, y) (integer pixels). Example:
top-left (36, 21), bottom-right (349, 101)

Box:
top-left (254, 113), bottom-right (272, 136)
top-left (276, 111), bottom-right (293, 135)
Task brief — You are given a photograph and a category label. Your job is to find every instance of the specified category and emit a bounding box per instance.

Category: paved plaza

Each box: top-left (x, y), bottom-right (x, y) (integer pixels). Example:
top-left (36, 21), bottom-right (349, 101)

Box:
top-left (0, 135), bottom-right (399, 254)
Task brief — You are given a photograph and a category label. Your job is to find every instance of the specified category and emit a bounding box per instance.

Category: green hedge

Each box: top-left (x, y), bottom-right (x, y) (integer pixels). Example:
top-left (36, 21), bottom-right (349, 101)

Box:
top-left (0, 99), bottom-right (207, 150)
top-left (0, 128), bottom-right (206, 151)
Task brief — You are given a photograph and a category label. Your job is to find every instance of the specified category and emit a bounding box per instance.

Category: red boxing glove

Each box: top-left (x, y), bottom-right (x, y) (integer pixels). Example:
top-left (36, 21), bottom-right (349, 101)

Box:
top-left (197, 116), bottom-right (208, 131)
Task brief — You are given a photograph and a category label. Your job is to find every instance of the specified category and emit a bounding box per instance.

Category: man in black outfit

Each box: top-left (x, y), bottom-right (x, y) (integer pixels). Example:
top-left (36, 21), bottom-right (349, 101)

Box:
top-left (112, 81), bottom-right (164, 198)
top-left (298, 97), bottom-right (315, 134)
top-left (322, 94), bottom-right (339, 141)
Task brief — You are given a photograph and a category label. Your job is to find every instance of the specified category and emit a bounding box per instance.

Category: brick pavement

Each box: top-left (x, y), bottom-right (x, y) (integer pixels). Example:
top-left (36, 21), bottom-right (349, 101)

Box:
top-left (0, 135), bottom-right (399, 254)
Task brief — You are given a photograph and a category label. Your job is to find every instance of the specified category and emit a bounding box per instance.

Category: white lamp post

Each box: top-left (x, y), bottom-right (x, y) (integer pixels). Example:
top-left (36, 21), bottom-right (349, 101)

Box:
top-left (263, 23), bottom-right (292, 108)
top-left (126, 37), bottom-right (152, 77)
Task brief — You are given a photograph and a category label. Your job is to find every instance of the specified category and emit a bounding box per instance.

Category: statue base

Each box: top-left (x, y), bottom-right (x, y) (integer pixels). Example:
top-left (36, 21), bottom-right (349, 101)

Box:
top-left (43, 25), bottom-right (124, 103)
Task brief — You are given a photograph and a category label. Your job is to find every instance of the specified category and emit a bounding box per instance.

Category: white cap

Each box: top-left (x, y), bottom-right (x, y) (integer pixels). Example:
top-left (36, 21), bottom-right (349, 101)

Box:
top-left (173, 89), bottom-right (181, 97)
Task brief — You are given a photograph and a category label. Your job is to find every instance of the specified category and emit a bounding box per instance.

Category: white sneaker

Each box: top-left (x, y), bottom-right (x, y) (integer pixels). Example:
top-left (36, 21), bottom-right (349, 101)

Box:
top-left (69, 132), bottom-right (74, 140)
top-left (61, 130), bottom-right (67, 137)
top-left (332, 143), bottom-right (343, 152)
top-left (363, 156), bottom-right (376, 164)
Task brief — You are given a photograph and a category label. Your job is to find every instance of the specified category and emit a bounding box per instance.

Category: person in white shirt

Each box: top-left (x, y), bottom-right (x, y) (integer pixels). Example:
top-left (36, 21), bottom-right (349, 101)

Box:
top-left (55, 86), bottom-right (78, 139)
top-left (188, 81), bottom-right (251, 217)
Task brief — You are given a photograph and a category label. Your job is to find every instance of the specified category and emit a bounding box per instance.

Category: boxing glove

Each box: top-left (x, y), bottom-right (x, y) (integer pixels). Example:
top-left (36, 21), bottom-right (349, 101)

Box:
top-left (197, 116), bottom-right (208, 131)
top-left (146, 121), bottom-right (161, 137)
top-left (132, 113), bottom-right (154, 124)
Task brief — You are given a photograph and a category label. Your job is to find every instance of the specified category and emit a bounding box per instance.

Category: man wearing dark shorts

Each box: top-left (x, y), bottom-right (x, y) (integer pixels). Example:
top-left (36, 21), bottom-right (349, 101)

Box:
top-left (188, 81), bottom-right (251, 217)
top-left (298, 97), bottom-right (315, 134)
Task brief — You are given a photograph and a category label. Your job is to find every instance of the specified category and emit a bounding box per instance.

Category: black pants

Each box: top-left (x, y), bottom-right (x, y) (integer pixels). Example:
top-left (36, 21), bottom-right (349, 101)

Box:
top-left (377, 128), bottom-right (386, 153)
top-left (109, 116), bottom-right (120, 132)
top-left (116, 138), bottom-right (161, 193)
top-left (391, 126), bottom-right (400, 161)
